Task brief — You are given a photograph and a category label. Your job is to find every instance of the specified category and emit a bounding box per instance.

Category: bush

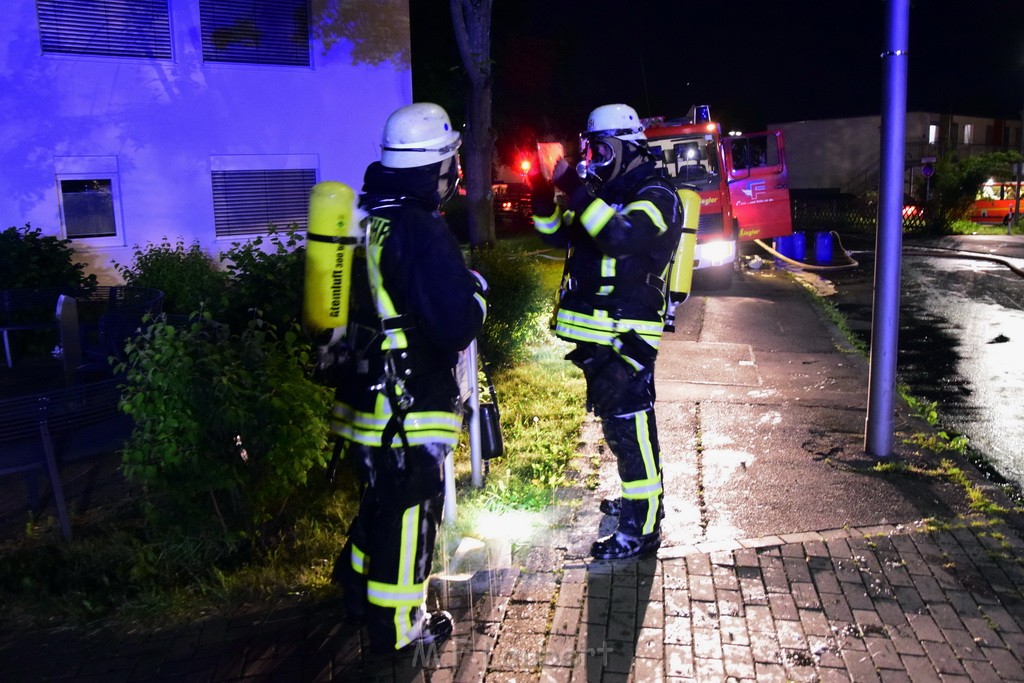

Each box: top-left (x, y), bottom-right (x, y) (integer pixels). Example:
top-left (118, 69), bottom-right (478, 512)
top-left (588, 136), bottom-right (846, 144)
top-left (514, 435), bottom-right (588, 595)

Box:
top-left (217, 226), bottom-right (306, 333)
top-left (471, 240), bottom-right (550, 368)
top-left (117, 312), bottom-right (333, 543)
top-left (114, 238), bottom-right (226, 316)
top-left (0, 224), bottom-right (97, 290)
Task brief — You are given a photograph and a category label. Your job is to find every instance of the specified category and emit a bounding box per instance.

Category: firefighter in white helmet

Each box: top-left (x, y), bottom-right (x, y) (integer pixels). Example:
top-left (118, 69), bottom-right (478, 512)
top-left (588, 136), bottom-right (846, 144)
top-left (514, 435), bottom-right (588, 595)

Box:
top-left (529, 103), bottom-right (682, 559)
top-left (329, 102), bottom-right (487, 652)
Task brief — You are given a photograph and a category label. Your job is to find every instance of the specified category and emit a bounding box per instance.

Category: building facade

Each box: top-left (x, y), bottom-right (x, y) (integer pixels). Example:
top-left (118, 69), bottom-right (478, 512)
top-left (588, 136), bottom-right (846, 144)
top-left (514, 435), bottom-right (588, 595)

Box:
top-left (1, 0), bottom-right (412, 282)
top-left (769, 112), bottom-right (1023, 195)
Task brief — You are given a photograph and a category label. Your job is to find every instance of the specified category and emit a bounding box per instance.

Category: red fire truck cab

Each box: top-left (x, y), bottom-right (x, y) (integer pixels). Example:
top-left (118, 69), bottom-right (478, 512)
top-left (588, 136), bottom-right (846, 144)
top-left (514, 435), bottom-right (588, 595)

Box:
top-left (643, 105), bottom-right (793, 288)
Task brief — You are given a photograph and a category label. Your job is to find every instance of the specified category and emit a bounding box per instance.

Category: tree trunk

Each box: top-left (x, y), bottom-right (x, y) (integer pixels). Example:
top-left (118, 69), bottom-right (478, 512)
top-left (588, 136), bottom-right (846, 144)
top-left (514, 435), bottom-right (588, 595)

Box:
top-left (450, 0), bottom-right (495, 247)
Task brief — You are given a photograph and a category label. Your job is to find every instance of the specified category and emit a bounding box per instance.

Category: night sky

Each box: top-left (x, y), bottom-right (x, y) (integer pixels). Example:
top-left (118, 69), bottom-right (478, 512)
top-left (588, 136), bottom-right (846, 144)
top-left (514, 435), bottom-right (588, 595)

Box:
top-left (412, 1), bottom-right (1024, 144)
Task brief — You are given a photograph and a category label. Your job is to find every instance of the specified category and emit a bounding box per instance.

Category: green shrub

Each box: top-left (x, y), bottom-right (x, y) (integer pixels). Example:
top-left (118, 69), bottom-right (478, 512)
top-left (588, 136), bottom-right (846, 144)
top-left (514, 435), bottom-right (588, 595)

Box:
top-left (217, 226), bottom-right (306, 333)
top-left (471, 240), bottom-right (550, 368)
top-left (114, 238), bottom-right (226, 316)
top-left (117, 312), bottom-right (333, 543)
top-left (0, 224), bottom-right (97, 290)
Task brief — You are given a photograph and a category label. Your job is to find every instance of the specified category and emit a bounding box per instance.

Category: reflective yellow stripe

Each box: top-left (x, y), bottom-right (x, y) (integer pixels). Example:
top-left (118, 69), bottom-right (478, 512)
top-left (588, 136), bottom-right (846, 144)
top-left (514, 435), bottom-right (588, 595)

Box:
top-left (331, 395), bottom-right (461, 447)
top-left (621, 477), bottom-right (663, 498)
top-left (366, 581), bottom-right (424, 607)
top-left (623, 199), bottom-right (668, 235)
top-left (474, 292), bottom-right (487, 321)
top-left (554, 309), bottom-right (664, 347)
top-left (580, 198), bottom-right (615, 237)
top-left (351, 543), bottom-right (368, 575)
top-left (598, 257), bottom-right (615, 296)
top-left (367, 217), bottom-right (408, 351)
top-left (394, 504), bottom-right (419, 645)
top-left (532, 209), bottom-right (561, 234)
top-left (619, 412), bottom-right (662, 534)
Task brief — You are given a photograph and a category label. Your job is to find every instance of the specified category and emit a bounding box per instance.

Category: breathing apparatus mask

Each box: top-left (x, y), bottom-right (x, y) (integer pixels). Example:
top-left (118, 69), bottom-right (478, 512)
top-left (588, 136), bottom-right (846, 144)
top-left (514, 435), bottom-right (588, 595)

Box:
top-left (577, 135), bottom-right (624, 185)
top-left (436, 153), bottom-right (462, 206)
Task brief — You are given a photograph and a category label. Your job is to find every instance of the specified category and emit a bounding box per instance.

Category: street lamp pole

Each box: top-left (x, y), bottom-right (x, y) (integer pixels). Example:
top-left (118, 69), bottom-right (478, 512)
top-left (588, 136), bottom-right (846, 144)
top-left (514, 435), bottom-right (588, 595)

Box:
top-left (865, 0), bottom-right (910, 458)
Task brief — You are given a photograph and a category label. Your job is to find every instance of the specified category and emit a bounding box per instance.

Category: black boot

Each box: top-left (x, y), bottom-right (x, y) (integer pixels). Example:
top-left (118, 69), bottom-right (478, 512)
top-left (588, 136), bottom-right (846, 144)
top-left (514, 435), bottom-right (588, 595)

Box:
top-left (415, 610), bottom-right (454, 646)
top-left (590, 530), bottom-right (661, 560)
top-left (388, 610), bottom-right (454, 654)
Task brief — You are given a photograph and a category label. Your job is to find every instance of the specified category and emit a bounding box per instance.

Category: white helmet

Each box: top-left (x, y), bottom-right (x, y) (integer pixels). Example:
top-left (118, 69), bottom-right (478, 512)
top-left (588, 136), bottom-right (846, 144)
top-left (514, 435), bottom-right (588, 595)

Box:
top-left (577, 103), bottom-right (649, 184)
top-left (584, 103), bottom-right (646, 142)
top-left (380, 102), bottom-right (461, 169)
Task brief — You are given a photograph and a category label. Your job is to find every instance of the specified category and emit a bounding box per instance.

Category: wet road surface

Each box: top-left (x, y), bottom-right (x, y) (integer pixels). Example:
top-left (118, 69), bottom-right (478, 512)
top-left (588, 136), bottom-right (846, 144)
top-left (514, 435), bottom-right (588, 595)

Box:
top-left (823, 235), bottom-right (1024, 493)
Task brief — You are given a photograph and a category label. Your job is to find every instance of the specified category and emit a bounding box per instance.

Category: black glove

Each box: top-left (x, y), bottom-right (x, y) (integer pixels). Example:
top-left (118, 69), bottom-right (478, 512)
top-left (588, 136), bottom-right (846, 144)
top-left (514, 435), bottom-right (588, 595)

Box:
top-left (527, 167), bottom-right (556, 217)
top-left (552, 159), bottom-right (593, 213)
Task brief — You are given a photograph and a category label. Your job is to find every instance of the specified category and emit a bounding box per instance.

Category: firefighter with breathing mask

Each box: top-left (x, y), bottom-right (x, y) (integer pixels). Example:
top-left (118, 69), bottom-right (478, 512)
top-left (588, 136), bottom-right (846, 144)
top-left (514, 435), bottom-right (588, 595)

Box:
top-left (328, 102), bottom-right (487, 652)
top-left (528, 103), bottom-right (682, 559)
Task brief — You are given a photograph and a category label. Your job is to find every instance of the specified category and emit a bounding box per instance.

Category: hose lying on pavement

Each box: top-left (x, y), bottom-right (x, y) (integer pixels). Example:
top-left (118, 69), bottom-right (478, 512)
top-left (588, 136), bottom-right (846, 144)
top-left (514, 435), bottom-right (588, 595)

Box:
top-left (756, 233), bottom-right (1024, 279)
top-left (901, 245), bottom-right (1024, 279)
top-left (753, 231), bottom-right (860, 272)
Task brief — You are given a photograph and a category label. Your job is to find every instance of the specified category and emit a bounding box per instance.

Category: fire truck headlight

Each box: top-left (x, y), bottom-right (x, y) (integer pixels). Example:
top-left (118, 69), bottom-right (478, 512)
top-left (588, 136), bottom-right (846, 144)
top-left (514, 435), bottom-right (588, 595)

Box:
top-left (702, 240), bottom-right (734, 265)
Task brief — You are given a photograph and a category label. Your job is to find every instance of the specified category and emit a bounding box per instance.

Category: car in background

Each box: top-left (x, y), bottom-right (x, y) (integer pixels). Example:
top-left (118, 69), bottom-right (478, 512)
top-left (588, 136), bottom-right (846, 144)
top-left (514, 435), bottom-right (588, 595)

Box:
top-left (493, 182), bottom-right (532, 232)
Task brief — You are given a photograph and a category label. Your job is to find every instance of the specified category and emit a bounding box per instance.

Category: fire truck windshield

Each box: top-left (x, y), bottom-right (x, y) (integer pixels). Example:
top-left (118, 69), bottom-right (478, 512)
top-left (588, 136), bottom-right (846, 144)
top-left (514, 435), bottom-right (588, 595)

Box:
top-left (648, 134), bottom-right (719, 188)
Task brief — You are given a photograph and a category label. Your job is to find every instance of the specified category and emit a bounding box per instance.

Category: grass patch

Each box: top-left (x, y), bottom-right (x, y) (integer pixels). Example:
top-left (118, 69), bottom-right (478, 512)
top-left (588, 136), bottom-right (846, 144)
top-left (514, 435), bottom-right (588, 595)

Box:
top-left (948, 219), bottom-right (1020, 236)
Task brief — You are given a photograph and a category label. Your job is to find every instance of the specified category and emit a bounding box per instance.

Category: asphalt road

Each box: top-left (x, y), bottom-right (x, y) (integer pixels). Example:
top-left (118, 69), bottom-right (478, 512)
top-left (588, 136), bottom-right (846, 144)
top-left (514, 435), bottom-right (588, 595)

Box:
top-left (818, 233), bottom-right (1024, 494)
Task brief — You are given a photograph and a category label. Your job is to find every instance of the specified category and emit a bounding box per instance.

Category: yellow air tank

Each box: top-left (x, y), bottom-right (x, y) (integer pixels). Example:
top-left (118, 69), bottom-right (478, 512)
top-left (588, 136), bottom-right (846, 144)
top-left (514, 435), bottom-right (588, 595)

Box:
top-left (668, 189), bottom-right (700, 303)
top-left (303, 181), bottom-right (359, 338)
top-left (663, 189), bottom-right (700, 333)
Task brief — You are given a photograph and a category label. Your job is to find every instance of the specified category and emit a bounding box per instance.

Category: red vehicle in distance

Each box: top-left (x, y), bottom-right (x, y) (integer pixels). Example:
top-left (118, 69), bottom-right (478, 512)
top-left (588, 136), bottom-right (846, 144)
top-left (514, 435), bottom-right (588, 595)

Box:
top-left (643, 105), bottom-right (793, 288)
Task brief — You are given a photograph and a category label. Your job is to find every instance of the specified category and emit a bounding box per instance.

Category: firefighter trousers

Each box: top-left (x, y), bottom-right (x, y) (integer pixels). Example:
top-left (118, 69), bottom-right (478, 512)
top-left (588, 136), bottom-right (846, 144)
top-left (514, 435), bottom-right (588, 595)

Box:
top-left (569, 341), bottom-right (664, 537)
top-left (334, 441), bottom-right (447, 652)
top-left (603, 407), bottom-right (664, 537)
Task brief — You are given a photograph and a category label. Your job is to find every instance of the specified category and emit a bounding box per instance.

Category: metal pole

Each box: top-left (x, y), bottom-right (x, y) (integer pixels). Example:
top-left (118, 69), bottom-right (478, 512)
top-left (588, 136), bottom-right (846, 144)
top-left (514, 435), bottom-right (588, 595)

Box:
top-left (467, 338), bottom-right (483, 487)
top-left (865, 0), bottom-right (910, 457)
top-left (1013, 104), bottom-right (1023, 234)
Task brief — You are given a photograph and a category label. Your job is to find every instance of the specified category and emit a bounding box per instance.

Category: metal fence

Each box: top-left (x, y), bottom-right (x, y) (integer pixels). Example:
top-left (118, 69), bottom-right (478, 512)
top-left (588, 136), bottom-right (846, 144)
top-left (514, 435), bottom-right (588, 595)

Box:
top-left (791, 193), bottom-right (928, 234)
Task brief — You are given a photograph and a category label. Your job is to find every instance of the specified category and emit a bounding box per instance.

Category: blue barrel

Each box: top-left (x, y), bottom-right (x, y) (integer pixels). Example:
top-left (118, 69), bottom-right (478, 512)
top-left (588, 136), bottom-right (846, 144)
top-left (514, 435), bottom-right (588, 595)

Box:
top-left (791, 232), bottom-right (806, 261)
top-left (814, 231), bottom-right (833, 263)
top-left (775, 235), bottom-right (794, 259)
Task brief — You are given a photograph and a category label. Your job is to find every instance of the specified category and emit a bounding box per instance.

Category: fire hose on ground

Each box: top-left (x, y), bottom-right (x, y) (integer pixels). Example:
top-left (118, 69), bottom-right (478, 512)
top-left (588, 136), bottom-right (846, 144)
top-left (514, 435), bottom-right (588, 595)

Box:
top-left (755, 232), bottom-right (1024, 279)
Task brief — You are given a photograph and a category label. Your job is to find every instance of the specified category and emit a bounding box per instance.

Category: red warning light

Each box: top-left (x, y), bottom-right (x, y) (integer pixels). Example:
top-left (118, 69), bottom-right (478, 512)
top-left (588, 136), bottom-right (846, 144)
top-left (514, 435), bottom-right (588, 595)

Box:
top-left (519, 158), bottom-right (532, 174)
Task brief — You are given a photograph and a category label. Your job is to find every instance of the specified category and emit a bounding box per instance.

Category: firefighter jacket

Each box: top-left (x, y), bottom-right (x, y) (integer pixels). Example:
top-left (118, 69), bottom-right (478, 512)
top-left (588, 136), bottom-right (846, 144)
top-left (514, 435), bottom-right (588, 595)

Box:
top-left (533, 161), bottom-right (683, 352)
top-left (331, 162), bottom-right (487, 449)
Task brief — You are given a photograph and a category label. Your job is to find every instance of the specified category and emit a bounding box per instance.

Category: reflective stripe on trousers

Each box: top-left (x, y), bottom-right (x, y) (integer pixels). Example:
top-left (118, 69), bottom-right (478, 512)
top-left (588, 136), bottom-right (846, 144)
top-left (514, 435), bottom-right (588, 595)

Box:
top-left (604, 409), bottom-right (662, 536)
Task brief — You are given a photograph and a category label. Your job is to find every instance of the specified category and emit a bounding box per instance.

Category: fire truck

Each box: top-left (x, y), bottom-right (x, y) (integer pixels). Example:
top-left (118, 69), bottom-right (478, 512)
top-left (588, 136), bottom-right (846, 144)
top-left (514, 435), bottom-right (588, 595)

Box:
top-left (642, 105), bottom-right (793, 288)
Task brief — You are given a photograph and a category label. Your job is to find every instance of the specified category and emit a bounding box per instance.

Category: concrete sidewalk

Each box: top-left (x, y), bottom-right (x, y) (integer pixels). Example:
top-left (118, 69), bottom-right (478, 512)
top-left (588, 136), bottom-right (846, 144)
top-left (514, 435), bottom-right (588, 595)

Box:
top-left (3, 267), bottom-right (1024, 681)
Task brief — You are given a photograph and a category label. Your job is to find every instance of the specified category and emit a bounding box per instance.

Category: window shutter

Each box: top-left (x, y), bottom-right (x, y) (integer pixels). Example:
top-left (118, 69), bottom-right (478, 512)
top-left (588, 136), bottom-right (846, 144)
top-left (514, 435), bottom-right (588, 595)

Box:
top-left (211, 169), bottom-right (316, 237)
top-left (36, 0), bottom-right (171, 59)
top-left (199, 0), bottom-right (310, 66)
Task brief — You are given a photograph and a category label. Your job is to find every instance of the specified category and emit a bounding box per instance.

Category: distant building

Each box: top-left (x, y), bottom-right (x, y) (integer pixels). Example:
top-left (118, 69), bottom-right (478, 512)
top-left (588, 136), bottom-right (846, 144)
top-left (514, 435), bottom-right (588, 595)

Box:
top-left (1, 0), bottom-right (412, 283)
top-left (769, 112), bottom-right (1023, 195)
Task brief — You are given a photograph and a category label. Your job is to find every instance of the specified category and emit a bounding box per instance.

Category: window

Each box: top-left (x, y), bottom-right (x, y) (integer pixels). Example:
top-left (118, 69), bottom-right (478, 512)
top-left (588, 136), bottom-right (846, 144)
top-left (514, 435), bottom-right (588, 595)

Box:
top-left (211, 167), bottom-right (317, 238)
top-left (963, 124), bottom-right (974, 145)
top-left (199, 0), bottom-right (310, 66)
top-left (60, 180), bottom-right (118, 238)
top-left (36, 0), bottom-right (171, 59)
top-left (55, 157), bottom-right (124, 244)
top-left (928, 124), bottom-right (938, 145)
